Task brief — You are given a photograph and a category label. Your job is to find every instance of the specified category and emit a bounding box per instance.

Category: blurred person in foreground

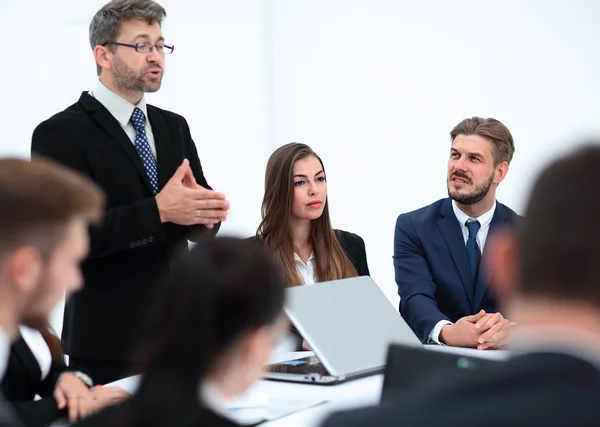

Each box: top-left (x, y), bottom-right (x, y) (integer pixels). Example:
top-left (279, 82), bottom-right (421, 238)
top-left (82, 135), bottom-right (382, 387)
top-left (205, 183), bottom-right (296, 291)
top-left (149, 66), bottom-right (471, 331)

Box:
top-left (0, 157), bottom-right (125, 426)
top-left (75, 238), bottom-right (287, 427)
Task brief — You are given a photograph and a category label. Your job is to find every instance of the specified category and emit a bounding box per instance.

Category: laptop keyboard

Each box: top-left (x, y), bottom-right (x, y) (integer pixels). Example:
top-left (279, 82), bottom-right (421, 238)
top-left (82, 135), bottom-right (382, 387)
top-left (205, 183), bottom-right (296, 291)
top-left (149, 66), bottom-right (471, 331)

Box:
top-left (268, 356), bottom-right (331, 376)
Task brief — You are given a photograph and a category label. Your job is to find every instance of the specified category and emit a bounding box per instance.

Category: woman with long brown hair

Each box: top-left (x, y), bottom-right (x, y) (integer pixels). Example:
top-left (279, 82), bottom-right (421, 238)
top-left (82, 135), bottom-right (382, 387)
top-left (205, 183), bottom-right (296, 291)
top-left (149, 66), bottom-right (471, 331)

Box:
top-left (256, 142), bottom-right (369, 289)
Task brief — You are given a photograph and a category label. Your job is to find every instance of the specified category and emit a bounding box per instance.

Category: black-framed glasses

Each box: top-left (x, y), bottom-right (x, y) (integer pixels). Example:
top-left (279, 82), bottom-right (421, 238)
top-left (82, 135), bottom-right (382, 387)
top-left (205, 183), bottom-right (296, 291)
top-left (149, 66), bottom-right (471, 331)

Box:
top-left (102, 41), bottom-right (174, 54)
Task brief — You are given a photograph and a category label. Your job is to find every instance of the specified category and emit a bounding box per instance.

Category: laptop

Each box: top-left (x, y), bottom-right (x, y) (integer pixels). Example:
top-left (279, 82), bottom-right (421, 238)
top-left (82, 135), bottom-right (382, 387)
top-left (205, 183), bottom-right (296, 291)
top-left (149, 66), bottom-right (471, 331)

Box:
top-left (263, 276), bottom-right (422, 385)
top-left (380, 343), bottom-right (502, 402)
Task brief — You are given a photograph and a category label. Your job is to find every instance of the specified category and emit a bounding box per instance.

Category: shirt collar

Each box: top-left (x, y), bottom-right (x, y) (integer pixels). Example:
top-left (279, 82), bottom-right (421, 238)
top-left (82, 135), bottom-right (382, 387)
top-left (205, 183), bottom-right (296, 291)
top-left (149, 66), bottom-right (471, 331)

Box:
top-left (199, 381), bottom-right (231, 419)
top-left (293, 252), bottom-right (315, 264)
top-left (0, 327), bottom-right (10, 380)
top-left (93, 80), bottom-right (148, 127)
top-left (452, 199), bottom-right (496, 228)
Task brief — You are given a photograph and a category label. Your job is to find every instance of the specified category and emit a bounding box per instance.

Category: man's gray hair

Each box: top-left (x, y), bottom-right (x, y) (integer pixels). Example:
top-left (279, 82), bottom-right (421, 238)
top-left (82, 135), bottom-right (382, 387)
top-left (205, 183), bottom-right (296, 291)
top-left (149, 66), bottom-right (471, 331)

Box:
top-left (89, 0), bottom-right (166, 75)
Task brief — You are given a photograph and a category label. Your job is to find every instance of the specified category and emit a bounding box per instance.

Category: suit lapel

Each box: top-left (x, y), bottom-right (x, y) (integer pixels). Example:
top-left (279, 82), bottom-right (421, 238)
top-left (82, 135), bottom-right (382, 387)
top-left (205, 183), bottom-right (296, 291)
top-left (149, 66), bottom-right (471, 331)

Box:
top-left (471, 203), bottom-right (508, 311)
top-left (437, 199), bottom-right (474, 306)
top-left (13, 335), bottom-right (42, 395)
top-left (147, 106), bottom-right (177, 190)
top-left (78, 92), bottom-right (154, 194)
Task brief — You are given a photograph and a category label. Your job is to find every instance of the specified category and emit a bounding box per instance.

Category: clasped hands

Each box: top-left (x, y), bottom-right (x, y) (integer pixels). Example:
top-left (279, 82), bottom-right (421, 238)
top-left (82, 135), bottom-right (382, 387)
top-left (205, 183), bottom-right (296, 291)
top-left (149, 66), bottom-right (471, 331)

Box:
top-left (439, 310), bottom-right (511, 350)
top-left (53, 372), bottom-right (130, 422)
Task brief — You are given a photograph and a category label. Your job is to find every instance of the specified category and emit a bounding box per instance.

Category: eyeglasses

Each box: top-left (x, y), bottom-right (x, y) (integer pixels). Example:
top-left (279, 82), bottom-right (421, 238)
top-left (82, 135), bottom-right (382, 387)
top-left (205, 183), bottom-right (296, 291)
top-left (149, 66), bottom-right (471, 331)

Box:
top-left (102, 41), bottom-right (174, 54)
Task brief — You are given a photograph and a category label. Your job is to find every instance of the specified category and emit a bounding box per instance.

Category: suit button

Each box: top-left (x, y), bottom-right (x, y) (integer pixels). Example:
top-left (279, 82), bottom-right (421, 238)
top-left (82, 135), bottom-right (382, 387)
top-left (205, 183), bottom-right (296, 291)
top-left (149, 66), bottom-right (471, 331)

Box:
top-left (141, 238), bottom-right (148, 245)
top-left (148, 236), bottom-right (154, 243)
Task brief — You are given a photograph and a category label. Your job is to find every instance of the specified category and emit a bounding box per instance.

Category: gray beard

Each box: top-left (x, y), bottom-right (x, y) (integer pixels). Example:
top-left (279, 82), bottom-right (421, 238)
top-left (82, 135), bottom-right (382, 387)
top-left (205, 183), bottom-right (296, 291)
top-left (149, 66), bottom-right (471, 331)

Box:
top-left (113, 57), bottom-right (162, 93)
top-left (115, 72), bottom-right (161, 93)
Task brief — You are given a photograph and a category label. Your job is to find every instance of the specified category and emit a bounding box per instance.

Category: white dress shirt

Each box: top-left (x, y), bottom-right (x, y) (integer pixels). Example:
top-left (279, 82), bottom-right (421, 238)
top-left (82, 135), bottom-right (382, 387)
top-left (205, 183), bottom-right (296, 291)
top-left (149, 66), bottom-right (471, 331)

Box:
top-left (429, 200), bottom-right (497, 344)
top-left (451, 200), bottom-right (496, 253)
top-left (19, 325), bottom-right (52, 381)
top-left (89, 80), bottom-right (157, 158)
top-left (294, 252), bottom-right (317, 285)
top-left (199, 381), bottom-right (231, 419)
top-left (0, 327), bottom-right (10, 381)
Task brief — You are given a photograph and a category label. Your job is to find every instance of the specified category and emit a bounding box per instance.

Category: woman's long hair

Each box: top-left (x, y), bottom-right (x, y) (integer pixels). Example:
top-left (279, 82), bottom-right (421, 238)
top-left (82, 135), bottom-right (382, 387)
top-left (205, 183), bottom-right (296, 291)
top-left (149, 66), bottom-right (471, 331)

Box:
top-left (38, 324), bottom-right (62, 361)
top-left (257, 143), bottom-right (357, 287)
top-left (116, 238), bottom-right (285, 427)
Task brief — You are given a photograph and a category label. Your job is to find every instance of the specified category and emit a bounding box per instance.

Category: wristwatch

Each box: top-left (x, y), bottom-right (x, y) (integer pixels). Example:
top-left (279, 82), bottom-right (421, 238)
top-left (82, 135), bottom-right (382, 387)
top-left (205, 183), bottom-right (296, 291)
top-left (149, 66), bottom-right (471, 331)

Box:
top-left (71, 371), bottom-right (94, 388)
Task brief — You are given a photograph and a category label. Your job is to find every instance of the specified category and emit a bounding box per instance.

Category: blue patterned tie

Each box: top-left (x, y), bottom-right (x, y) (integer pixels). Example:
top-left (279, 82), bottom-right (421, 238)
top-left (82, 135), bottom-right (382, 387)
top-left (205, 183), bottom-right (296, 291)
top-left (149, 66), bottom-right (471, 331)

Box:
top-left (130, 107), bottom-right (158, 194)
top-left (466, 219), bottom-right (481, 288)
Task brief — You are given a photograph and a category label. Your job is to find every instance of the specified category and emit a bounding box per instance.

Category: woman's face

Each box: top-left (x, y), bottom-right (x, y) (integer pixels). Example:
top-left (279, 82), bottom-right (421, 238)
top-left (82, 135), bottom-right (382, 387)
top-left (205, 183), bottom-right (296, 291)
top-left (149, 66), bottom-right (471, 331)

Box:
top-left (290, 156), bottom-right (327, 222)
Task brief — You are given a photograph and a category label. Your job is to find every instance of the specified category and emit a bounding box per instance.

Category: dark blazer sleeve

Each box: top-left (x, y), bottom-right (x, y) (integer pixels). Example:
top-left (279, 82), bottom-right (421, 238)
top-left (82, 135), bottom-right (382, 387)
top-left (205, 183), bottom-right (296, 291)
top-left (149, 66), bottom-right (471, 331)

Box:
top-left (11, 399), bottom-right (64, 427)
top-left (180, 117), bottom-right (221, 242)
top-left (320, 404), bottom-right (397, 427)
top-left (2, 338), bottom-right (68, 427)
top-left (31, 119), bottom-right (168, 260)
top-left (13, 359), bottom-right (94, 427)
top-left (0, 396), bottom-right (24, 427)
top-left (336, 230), bottom-right (370, 276)
top-left (394, 214), bottom-right (449, 342)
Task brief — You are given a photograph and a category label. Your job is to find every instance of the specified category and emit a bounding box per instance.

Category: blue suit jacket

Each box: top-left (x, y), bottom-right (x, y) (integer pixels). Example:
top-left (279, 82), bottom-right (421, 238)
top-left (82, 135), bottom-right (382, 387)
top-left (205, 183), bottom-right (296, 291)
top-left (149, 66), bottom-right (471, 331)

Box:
top-left (393, 198), bottom-right (520, 342)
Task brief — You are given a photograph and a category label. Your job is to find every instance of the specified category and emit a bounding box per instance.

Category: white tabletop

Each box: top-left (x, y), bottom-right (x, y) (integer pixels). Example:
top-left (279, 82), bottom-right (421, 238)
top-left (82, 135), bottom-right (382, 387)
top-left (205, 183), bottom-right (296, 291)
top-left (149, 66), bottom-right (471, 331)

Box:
top-left (261, 345), bottom-right (509, 427)
top-left (102, 346), bottom-right (508, 427)
top-left (261, 373), bottom-right (383, 427)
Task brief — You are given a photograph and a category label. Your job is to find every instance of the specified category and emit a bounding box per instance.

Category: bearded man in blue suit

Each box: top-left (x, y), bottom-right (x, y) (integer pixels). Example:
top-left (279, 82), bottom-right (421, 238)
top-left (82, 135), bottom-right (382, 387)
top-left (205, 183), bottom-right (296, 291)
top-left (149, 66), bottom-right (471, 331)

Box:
top-left (394, 117), bottom-right (520, 349)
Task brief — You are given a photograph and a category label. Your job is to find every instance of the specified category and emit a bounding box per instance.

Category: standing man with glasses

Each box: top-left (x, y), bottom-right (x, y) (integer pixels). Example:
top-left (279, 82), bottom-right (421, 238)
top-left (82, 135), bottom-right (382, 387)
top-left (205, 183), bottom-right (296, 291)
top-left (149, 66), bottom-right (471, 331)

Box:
top-left (31, 0), bottom-right (230, 385)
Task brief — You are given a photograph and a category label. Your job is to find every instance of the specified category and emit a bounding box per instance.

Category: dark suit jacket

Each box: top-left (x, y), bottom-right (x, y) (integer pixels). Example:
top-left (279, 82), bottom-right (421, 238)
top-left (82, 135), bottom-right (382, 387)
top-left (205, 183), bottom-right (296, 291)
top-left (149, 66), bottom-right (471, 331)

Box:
top-left (31, 92), bottom-right (219, 362)
top-left (0, 336), bottom-right (87, 427)
top-left (0, 394), bottom-right (23, 427)
top-left (1, 335), bottom-right (71, 427)
top-left (320, 351), bottom-right (600, 427)
top-left (335, 229), bottom-right (370, 277)
top-left (394, 198), bottom-right (520, 341)
top-left (250, 229), bottom-right (370, 278)
top-left (74, 402), bottom-right (239, 427)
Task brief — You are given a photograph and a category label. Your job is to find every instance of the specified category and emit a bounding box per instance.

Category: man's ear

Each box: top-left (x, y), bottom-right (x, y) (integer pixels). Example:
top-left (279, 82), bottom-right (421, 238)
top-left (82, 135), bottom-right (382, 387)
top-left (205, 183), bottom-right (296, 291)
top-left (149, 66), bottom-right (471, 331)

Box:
top-left (485, 228), bottom-right (519, 302)
top-left (494, 161), bottom-right (509, 185)
top-left (94, 45), bottom-right (113, 73)
top-left (7, 247), bottom-right (43, 296)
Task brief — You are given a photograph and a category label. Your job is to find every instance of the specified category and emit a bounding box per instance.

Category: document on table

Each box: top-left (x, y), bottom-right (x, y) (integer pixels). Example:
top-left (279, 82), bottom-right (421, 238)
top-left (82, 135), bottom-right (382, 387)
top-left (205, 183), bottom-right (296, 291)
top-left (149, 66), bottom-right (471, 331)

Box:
top-left (228, 393), bottom-right (327, 425)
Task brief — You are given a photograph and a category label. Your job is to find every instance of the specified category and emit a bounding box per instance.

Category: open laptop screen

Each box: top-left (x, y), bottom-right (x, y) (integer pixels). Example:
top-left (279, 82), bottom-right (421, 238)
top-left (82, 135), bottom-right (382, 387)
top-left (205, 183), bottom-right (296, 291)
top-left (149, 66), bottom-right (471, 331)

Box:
top-left (381, 344), bottom-right (501, 402)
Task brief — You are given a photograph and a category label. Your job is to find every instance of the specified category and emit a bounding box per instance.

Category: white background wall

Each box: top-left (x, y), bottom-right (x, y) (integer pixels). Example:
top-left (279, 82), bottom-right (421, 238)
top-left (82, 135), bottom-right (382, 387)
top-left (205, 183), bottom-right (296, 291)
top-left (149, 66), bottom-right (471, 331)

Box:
top-left (1, 0), bottom-right (600, 334)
